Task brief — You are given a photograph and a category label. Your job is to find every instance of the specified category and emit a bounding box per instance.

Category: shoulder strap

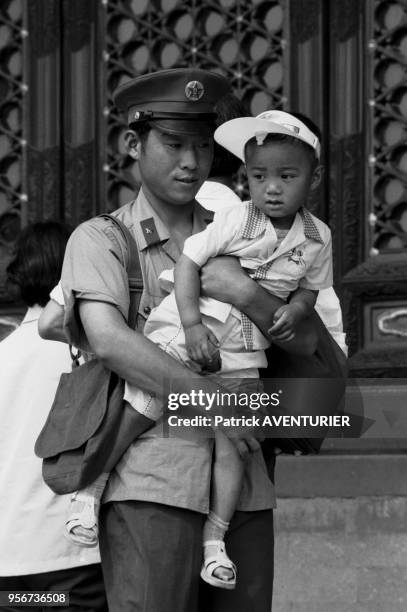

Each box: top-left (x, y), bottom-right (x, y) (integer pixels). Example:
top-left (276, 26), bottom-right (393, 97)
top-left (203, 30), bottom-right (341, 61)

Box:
top-left (98, 213), bottom-right (143, 329)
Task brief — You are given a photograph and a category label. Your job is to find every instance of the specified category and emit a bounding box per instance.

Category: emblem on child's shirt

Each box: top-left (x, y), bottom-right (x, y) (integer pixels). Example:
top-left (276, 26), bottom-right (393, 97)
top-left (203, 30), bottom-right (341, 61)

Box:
top-left (287, 248), bottom-right (305, 266)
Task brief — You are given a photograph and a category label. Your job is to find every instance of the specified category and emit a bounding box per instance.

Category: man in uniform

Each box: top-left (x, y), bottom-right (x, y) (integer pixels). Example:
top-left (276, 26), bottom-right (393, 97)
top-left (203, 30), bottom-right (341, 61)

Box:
top-left (60, 68), bottom-right (318, 612)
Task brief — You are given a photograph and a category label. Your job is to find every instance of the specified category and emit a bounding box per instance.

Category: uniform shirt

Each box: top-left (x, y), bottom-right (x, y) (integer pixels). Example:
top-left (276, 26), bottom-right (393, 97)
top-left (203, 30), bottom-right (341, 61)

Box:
top-left (61, 188), bottom-right (275, 514)
top-left (0, 306), bottom-right (101, 575)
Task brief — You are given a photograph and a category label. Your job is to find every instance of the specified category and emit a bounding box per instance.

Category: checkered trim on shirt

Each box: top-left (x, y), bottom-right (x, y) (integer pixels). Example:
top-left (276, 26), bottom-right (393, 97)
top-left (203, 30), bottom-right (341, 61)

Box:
top-left (241, 202), bottom-right (268, 240)
top-left (252, 261), bottom-right (274, 281)
top-left (299, 208), bottom-right (324, 244)
top-left (240, 312), bottom-right (254, 351)
top-left (242, 204), bottom-right (324, 245)
top-left (240, 262), bottom-right (276, 351)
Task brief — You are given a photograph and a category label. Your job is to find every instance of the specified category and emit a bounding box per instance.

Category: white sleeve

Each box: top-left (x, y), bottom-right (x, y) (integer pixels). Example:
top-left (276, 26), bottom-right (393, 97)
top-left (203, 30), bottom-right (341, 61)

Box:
top-left (183, 204), bottom-right (247, 267)
top-left (300, 232), bottom-right (333, 291)
top-left (315, 287), bottom-right (348, 355)
top-left (49, 281), bottom-right (65, 306)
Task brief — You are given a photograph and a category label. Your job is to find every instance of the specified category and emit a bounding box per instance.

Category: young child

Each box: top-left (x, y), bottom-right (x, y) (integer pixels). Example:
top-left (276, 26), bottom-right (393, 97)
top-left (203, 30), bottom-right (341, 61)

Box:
top-left (66, 110), bottom-right (333, 589)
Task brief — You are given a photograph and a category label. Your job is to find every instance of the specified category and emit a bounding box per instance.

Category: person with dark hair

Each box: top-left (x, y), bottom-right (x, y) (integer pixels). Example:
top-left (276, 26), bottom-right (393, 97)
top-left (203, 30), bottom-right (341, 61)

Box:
top-left (0, 222), bottom-right (107, 611)
top-left (6, 222), bottom-right (72, 307)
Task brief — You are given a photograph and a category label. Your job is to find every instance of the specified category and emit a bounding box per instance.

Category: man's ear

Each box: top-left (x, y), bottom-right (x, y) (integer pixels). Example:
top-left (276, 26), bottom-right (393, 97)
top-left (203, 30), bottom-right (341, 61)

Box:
top-left (310, 164), bottom-right (323, 190)
top-left (125, 129), bottom-right (141, 160)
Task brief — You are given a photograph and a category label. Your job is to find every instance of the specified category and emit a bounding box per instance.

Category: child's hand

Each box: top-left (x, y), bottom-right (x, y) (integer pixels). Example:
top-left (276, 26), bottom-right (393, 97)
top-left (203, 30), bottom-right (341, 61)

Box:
top-left (185, 323), bottom-right (220, 369)
top-left (268, 303), bottom-right (305, 342)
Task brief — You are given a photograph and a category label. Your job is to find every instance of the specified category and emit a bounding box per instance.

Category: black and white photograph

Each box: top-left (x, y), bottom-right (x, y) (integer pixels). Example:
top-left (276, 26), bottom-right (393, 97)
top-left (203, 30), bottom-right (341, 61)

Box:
top-left (0, 1), bottom-right (406, 611)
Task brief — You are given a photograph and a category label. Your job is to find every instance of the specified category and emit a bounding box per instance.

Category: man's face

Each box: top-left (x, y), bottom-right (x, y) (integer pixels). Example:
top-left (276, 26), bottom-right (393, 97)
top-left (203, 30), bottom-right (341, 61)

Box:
top-left (136, 123), bottom-right (214, 209)
top-left (246, 139), bottom-right (319, 230)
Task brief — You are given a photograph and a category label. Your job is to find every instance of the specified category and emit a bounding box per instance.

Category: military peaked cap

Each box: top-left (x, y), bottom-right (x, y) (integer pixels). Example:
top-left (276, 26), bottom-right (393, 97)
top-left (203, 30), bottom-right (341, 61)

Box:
top-left (114, 68), bottom-right (231, 125)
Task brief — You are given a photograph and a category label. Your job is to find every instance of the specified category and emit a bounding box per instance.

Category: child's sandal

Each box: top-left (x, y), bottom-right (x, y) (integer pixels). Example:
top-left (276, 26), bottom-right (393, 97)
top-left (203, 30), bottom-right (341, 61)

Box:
top-left (65, 492), bottom-right (98, 548)
top-left (200, 540), bottom-right (237, 590)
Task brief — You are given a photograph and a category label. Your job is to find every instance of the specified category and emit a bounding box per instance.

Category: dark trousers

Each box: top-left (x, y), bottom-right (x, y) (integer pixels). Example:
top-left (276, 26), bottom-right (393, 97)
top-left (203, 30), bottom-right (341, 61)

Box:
top-left (99, 500), bottom-right (274, 612)
top-left (0, 564), bottom-right (107, 612)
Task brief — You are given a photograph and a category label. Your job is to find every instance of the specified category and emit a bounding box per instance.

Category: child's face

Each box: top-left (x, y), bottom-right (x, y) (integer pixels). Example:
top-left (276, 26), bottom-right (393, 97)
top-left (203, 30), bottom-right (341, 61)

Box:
top-left (245, 139), bottom-right (320, 229)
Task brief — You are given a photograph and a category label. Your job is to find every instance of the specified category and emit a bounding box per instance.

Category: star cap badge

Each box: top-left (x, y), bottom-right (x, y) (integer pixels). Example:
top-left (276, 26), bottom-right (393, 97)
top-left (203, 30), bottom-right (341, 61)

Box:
top-left (185, 80), bottom-right (204, 101)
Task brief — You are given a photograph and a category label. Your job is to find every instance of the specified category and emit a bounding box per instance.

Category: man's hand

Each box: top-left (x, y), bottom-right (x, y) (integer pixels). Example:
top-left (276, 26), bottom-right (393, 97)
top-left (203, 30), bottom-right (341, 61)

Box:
top-left (185, 322), bottom-right (220, 369)
top-left (225, 430), bottom-right (264, 459)
top-left (200, 256), bottom-right (252, 304)
top-left (268, 302), bottom-right (306, 343)
top-left (200, 256), bottom-right (318, 356)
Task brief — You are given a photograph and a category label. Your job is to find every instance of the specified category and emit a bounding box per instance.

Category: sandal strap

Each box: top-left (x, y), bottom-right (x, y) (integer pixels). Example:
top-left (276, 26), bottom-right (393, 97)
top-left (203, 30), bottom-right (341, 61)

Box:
top-left (66, 513), bottom-right (96, 531)
top-left (67, 497), bottom-right (97, 529)
top-left (203, 539), bottom-right (226, 547)
top-left (202, 540), bottom-right (237, 577)
top-left (204, 556), bottom-right (236, 573)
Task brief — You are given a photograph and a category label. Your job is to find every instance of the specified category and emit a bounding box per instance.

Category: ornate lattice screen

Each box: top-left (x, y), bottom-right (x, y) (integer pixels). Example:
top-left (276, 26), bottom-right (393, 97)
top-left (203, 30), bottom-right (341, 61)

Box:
top-left (0, 0), bottom-right (27, 304)
top-left (339, 0), bottom-right (407, 376)
top-left (366, 0), bottom-right (407, 255)
top-left (101, 0), bottom-right (287, 210)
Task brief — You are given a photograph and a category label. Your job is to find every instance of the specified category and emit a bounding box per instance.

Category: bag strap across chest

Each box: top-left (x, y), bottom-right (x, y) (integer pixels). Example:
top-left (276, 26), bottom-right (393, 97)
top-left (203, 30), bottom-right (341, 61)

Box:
top-left (98, 213), bottom-right (143, 329)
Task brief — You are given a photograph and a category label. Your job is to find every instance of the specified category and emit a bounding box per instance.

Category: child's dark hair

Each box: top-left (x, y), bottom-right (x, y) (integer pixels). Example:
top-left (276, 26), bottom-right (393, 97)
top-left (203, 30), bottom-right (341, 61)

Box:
top-left (245, 111), bottom-right (322, 169)
top-left (290, 112), bottom-right (322, 143)
top-left (7, 221), bottom-right (72, 307)
top-left (210, 93), bottom-right (248, 178)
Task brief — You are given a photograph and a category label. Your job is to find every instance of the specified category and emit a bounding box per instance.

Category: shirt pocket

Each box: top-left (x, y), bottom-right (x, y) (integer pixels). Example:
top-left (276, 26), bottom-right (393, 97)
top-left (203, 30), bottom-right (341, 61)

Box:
top-left (136, 288), bottom-right (166, 332)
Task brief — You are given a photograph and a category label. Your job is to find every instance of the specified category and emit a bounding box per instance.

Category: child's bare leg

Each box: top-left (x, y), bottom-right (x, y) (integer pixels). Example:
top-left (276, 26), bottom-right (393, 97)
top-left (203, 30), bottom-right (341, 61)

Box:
top-left (202, 429), bottom-right (244, 587)
top-left (65, 472), bottom-right (109, 547)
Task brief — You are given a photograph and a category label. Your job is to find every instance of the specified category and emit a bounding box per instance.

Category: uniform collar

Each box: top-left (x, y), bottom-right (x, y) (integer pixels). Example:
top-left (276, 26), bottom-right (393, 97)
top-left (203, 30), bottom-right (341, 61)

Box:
top-left (132, 188), bottom-right (214, 253)
top-left (241, 202), bottom-right (324, 244)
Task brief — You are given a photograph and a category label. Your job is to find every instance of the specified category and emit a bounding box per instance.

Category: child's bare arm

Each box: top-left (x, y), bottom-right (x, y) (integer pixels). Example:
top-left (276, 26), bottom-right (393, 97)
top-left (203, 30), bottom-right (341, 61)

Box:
top-left (38, 299), bottom-right (68, 343)
top-left (269, 288), bottom-right (318, 343)
top-left (174, 254), bottom-right (219, 366)
top-left (174, 254), bottom-right (202, 329)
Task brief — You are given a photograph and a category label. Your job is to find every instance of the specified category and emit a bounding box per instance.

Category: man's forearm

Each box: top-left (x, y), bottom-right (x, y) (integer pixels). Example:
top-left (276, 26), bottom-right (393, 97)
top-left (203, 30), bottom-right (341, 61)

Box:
top-left (289, 288), bottom-right (318, 318)
top-left (80, 301), bottom-right (226, 403)
top-left (200, 256), bottom-right (317, 355)
top-left (235, 279), bottom-right (318, 355)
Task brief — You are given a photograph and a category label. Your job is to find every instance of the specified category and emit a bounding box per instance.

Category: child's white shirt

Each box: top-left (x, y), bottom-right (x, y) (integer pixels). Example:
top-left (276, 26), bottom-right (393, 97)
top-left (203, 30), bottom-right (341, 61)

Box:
top-left (183, 201), bottom-right (333, 300)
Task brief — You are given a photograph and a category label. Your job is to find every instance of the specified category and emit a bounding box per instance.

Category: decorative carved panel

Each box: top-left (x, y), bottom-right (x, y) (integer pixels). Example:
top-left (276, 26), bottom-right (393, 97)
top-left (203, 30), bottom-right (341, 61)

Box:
top-left (366, 0), bottom-right (407, 255)
top-left (62, 0), bottom-right (104, 225)
top-left (102, 0), bottom-right (286, 210)
top-left (341, 0), bottom-right (407, 375)
top-left (0, 0), bottom-right (27, 303)
top-left (25, 0), bottom-right (62, 223)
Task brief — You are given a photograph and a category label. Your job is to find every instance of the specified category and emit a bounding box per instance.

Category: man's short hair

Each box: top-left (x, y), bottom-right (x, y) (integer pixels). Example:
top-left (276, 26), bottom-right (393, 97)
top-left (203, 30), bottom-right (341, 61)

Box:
top-left (7, 221), bottom-right (71, 307)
